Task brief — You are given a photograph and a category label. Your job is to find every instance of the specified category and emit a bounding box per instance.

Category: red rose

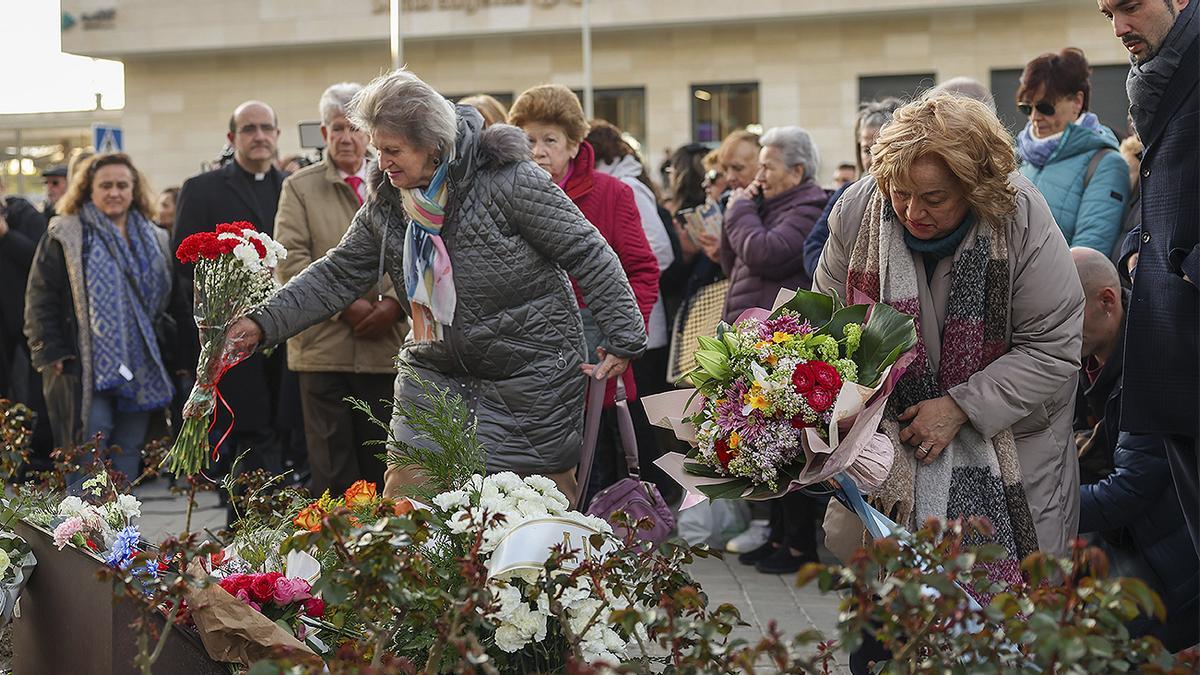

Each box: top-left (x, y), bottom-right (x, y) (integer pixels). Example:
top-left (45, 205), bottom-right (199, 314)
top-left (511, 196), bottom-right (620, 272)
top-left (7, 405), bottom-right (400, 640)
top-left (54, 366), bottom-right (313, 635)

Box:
top-left (715, 438), bottom-right (734, 469)
top-left (304, 597), bottom-right (326, 618)
top-left (790, 415), bottom-right (809, 429)
top-left (810, 362), bottom-right (842, 391)
top-left (219, 573), bottom-right (251, 596)
top-left (805, 387), bottom-right (835, 412)
top-left (791, 363), bottom-right (815, 393)
top-left (249, 573), bottom-right (281, 603)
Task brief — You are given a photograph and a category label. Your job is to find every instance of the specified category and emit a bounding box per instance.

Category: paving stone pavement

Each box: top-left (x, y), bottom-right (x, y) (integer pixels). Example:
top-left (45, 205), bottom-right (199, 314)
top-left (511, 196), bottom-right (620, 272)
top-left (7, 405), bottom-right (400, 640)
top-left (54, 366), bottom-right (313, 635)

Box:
top-left (133, 479), bottom-right (851, 673)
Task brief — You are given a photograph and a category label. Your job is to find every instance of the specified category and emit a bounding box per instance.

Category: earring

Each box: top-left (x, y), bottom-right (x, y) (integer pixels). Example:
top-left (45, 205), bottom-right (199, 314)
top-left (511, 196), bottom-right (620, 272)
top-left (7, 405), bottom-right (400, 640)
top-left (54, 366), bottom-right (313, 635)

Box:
top-left (433, 156), bottom-right (441, 167)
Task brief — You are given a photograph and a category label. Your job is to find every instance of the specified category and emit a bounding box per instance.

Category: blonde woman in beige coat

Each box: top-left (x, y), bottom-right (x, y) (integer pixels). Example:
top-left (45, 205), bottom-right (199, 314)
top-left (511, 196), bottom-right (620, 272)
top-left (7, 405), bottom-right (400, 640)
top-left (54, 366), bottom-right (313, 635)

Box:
top-left (813, 94), bottom-right (1083, 562)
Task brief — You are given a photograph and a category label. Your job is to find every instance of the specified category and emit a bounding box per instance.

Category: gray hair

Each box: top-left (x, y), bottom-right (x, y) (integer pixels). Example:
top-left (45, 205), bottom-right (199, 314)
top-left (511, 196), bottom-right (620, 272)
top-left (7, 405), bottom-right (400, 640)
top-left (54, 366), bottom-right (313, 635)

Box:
top-left (759, 126), bottom-right (820, 181)
top-left (857, 98), bottom-right (904, 133)
top-left (348, 69), bottom-right (457, 156)
top-left (319, 82), bottom-right (363, 125)
top-left (928, 77), bottom-right (997, 114)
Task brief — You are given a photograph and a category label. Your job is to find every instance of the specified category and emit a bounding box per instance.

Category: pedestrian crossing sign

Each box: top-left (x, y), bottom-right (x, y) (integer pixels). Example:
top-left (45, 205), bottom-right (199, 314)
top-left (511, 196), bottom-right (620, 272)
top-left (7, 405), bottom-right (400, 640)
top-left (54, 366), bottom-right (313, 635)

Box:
top-left (92, 124), bottom-right (123, 153)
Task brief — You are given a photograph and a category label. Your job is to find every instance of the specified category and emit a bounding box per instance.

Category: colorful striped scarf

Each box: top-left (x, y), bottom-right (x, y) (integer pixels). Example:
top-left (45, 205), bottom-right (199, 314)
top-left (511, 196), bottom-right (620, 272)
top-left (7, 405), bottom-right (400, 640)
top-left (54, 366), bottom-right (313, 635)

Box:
top-left (846, 188), bottom-right (1038, 591)
top-left (401, 158), bottom-right (455, 342)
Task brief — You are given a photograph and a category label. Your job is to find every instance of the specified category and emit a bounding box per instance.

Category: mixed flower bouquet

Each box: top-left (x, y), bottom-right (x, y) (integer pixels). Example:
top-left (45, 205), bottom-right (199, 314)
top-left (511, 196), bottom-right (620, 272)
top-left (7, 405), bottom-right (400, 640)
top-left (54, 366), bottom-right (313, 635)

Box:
top-left (293, 479), bottom-right (412, 533)
top-left (167, 222), bottom-right (286, 476)
top-left (646, 288), bottom-right (917, 500)
top-left (217, 571), bottom-right (325, 626)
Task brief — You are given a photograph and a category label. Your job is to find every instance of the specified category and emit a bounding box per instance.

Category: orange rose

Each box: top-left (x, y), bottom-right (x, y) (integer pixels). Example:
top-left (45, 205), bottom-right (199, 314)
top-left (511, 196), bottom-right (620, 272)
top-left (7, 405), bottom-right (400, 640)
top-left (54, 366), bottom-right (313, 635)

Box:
top-left (294, 503), bottom-right (325, 532)
top-left (343, 480), bottom-right (378, 507)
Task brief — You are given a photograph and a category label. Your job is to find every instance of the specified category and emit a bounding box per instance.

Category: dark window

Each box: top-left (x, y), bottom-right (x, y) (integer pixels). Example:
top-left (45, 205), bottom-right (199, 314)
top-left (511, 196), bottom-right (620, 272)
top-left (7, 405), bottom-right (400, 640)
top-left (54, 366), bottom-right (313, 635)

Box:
top-left (690, 82), bottom-right (759, 143)
top-left (572, 87), bottom-right (647, 147)
top-left (992, 65), bottom-right (1131, 139)
top-left (858, 73), bottom-right (936, 104)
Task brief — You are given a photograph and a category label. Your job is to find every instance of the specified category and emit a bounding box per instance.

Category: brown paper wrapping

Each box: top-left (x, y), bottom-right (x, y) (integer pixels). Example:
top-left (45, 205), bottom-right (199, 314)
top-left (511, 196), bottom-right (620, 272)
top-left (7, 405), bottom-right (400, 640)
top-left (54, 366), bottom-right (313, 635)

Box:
top-left (183, 560), bottom-right (323, 669)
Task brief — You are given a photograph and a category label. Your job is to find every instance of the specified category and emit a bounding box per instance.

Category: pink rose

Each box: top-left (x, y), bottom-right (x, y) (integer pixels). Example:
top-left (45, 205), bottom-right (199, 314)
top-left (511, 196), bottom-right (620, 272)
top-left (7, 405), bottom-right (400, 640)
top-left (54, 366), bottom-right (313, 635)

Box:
top-left (234, 588), bottom-right (262, 613)
top-left (272, 576), bottom-right (312, 606)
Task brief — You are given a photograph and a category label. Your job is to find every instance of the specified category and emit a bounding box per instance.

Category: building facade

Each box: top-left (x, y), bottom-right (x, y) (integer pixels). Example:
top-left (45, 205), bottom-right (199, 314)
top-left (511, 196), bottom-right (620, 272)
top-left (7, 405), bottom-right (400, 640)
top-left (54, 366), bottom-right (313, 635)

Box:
top-left (60, 0), bottom-right (1131, 189)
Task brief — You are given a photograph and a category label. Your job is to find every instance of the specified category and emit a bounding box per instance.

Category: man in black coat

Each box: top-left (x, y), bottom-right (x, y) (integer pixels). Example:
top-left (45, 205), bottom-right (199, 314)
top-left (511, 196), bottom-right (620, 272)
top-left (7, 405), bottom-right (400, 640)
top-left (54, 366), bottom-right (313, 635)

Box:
top-left (0, 179), bottom-right (53, 468)
top-left (1099, 0), bottom-right (1199, 553)
top-left (173, 101), bottom-right (288, 484)
top-left (1072, 247), bottom-right (1199, 652)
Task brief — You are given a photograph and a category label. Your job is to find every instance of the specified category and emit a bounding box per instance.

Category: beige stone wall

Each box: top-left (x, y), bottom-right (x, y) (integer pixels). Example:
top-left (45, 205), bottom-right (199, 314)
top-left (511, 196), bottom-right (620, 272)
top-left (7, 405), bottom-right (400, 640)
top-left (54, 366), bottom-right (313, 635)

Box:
top-left (118, 2), bottom-right (1130, 191)
top-left (65, 0), bottom-right (1063, 58)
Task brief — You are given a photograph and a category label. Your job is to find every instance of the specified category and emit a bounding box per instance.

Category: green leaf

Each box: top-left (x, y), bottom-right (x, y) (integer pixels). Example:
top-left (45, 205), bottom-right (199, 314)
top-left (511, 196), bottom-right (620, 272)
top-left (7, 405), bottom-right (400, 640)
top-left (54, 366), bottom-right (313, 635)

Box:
top-left (694, 350), bottom-right (732, 381)
top-left (696, 335), bottom-right (729, 357)
top-left (772, 288), bottom-right (837, 325)
top-left (697, 479), bottom-right (753, 500)
top-left (683, 461), bottom-right (724, 479)
top-left (855, 302), bottom-right (918, 387)
top-left (821, 303), bottom-right (869, 340)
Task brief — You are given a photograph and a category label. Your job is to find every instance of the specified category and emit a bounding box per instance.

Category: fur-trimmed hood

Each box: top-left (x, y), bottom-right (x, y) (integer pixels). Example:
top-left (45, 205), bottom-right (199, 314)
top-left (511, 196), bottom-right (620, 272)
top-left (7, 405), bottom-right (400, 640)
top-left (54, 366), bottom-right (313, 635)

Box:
top-left (367, 105), bottom-right (531, 208)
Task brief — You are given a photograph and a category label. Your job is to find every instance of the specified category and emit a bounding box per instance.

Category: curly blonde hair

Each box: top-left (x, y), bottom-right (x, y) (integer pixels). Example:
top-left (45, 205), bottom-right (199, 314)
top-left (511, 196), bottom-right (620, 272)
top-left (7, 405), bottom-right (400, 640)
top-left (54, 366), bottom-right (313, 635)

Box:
top-left (869, 94), bottom-right (1018, 227)
top-left (56, 153), bottom-right (155, 219)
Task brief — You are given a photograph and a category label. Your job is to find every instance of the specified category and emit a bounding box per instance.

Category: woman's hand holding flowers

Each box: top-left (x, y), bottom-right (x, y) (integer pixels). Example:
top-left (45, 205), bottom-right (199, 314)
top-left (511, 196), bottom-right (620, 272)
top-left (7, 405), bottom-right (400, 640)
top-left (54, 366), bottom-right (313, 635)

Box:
top-left (898, 395), bottom-right (969, 465)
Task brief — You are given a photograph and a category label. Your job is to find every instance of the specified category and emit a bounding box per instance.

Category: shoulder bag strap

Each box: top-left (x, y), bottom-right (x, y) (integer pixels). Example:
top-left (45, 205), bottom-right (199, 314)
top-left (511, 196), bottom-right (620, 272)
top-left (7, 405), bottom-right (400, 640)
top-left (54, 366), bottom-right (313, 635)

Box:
top-left (1083, 148), bottom-right (1113, 191)
top-left (574, 376), bottom-right (607, 509)
top-left (613, 379), bottom-right (640, 479)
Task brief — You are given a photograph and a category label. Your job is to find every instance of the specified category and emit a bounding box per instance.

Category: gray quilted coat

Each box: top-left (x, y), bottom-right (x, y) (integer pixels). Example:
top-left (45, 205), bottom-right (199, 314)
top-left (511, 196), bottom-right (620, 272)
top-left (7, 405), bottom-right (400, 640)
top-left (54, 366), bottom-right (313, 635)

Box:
top-left (252, 107), bottom-right (646, 475)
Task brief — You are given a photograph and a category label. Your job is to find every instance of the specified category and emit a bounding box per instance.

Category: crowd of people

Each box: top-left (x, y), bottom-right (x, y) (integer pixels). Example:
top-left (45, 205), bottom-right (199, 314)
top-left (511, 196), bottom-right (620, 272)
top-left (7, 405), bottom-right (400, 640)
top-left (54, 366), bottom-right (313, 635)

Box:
top-left (0, 0), bottom-right (1195, 663)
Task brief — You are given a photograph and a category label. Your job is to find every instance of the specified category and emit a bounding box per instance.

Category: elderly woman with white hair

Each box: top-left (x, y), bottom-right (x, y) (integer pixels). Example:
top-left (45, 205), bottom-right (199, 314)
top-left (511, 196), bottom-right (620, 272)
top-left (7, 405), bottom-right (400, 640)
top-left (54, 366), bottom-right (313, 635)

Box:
top-left (719, 125), bottom-right (828, 322)
top-left (271, 81), bottom-right (409, 497)
top-left (224, 69), bottom-right (646, 503)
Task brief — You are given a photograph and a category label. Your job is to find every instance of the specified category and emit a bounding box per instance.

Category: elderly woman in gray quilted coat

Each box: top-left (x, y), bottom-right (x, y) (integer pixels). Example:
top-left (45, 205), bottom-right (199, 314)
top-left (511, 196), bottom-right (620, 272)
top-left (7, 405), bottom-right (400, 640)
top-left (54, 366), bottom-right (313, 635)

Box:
top-left (225, 69), bottom-right (646, 503)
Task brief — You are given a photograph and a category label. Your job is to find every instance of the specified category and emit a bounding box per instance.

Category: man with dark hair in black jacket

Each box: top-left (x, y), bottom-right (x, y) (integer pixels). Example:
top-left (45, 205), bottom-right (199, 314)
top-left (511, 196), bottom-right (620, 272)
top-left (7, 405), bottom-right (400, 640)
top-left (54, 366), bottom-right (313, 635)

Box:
top-left (1073, 247), bottom-right (1198, 652)
top-left (0, 177), bottom-right (52, 470)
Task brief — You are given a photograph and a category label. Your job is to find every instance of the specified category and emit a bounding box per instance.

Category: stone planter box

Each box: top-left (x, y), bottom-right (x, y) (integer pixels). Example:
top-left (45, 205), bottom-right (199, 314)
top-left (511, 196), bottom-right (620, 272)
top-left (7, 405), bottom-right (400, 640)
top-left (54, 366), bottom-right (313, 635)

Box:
top-left (12, 520), bottom-right (229, 675)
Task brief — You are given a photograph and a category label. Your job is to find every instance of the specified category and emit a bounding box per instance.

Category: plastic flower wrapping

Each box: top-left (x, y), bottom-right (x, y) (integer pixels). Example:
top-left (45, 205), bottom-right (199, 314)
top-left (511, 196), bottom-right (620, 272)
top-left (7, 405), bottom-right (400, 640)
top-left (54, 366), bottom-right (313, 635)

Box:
top-left (645, 288), bottom-right (917, 500)
top-left (166, 221), bottom-right (286, 476)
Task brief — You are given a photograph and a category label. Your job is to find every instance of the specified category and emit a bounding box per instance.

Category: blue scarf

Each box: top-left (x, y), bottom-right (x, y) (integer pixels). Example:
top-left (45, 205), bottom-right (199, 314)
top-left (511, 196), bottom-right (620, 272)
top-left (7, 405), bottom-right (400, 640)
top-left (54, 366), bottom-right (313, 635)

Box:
top-left (1017, 112), bottom-right (1103, 168)
top-left (81, 202), bottom-right (173, 412)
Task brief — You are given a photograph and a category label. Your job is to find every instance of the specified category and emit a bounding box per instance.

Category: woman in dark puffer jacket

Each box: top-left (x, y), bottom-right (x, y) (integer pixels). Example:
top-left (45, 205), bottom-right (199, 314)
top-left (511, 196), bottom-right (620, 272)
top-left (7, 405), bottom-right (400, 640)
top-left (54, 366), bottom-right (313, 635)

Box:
top-left (225, 70), bottom-right (647, 505)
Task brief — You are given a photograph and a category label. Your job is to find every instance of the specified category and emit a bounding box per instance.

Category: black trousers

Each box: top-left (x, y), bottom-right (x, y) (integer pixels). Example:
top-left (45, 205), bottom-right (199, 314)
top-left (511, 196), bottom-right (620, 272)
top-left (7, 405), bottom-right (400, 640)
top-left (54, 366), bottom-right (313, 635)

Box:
top-left (1164, 434), bottom-right (1199, 556)
top-left (297, 371), bottom-right (394, 496)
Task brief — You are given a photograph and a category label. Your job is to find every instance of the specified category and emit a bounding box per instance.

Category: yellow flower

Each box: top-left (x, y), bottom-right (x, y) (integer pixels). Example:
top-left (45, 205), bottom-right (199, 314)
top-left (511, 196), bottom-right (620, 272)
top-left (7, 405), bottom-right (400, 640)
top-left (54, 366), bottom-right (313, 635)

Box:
top-left (772, 332), bottom-right (793, 344)
top-left (754, 340), bottom-right (771, 351)
top-left (742, 385), bottom-right (769, 411)
top-left (729, 431), bottom-right (741, 449)
top-left (765, 354), bottom-right (778, 366)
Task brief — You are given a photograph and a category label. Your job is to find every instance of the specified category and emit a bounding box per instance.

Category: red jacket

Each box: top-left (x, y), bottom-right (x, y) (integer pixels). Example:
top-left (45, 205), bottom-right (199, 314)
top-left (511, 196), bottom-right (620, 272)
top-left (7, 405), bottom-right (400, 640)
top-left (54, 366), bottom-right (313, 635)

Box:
top-left (562, 141), bottom-right (659, 403)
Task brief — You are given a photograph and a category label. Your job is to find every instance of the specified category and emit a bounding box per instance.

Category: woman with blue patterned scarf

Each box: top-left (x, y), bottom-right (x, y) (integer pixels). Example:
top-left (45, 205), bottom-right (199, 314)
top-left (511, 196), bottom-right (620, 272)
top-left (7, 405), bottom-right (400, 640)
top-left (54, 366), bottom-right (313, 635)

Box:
top-left (25, 153), bottom-right (175, 479)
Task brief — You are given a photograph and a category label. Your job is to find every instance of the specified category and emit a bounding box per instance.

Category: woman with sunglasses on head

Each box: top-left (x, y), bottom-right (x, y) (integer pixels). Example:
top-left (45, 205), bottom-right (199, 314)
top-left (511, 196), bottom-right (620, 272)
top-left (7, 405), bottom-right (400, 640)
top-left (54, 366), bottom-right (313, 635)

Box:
top-left (1016, 48), bottom-right (1130, 255)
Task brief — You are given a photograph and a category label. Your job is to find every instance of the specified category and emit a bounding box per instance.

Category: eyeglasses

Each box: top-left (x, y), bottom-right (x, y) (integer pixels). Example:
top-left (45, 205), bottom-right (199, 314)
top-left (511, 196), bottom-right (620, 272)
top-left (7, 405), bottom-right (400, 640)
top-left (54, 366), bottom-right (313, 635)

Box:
top-left (236, 123), bottom-right (277, 135)
top-left (1017, 101), bottom-right (1057, 117)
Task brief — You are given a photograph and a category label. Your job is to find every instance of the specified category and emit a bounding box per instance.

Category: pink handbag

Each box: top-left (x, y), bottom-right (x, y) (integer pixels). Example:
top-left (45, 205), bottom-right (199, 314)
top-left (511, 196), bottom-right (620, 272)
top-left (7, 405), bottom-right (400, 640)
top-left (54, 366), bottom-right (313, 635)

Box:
top-left (575, 377), bottom-right (676, 545)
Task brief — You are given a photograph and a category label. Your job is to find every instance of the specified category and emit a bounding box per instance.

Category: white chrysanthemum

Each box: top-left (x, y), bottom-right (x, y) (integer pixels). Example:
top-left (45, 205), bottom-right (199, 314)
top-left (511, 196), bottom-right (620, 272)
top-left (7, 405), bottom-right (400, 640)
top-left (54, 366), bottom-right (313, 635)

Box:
top-left (445, 510), bottom-right (474, 535)
top-left (493, 624), bottom-right (525, 653)
top-left (57, 496), bottom-right (86, 518)
top-left (0, 549), bottom-right (12, 579)
top-left (113, 494), bottom-right (141, 520)
top-left (433, 490), bottom-right (468, 511)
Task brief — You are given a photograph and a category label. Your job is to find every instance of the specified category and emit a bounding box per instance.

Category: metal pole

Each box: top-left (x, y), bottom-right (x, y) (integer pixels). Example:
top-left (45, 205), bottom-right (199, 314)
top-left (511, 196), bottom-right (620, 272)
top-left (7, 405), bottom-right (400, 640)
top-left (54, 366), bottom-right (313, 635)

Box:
top-left (390, 0), bottom-right (404, 70)
top-left (581, 0), bottom-right (593, 119)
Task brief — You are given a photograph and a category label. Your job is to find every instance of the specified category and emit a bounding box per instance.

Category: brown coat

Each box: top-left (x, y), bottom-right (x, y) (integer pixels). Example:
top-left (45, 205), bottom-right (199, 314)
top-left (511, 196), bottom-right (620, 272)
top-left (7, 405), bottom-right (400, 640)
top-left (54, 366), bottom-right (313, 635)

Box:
top-left (813, 174), bottom-right (1084, 557)
top-left (273, 155), bottom-right (407, 373)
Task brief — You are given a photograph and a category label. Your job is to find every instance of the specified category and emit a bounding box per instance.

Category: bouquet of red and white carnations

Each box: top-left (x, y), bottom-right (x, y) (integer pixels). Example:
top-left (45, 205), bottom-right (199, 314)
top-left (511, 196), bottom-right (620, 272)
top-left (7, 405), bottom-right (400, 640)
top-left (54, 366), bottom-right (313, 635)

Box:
top-left (645, 289), bottom-right (917, 500)
top-left (165, 222), bottom-right (286, 476)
